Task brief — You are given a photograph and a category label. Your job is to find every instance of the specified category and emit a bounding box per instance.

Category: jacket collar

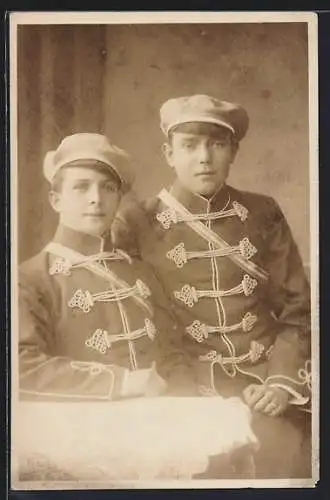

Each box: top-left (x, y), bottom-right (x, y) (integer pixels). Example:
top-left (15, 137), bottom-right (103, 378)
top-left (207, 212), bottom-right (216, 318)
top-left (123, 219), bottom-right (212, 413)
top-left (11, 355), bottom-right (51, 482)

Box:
top-left (52, 224), bottom-right (113, 255)
top-left (169, 179), bottom-right (231, 213)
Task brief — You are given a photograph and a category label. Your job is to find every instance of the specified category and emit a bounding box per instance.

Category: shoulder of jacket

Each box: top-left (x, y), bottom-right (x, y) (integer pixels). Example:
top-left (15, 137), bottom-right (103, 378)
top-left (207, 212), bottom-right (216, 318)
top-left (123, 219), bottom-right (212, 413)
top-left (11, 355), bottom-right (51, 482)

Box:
top-left (20, 250), bottom-right (48, 273)
top-left (228, 186), bottom-right (280, 212)
top-left (116, 196), bottom-right (160, 227)
top-left (19, 250), bottom-right (51, 288)
top-left (143, 195), bottom-right (162, 213)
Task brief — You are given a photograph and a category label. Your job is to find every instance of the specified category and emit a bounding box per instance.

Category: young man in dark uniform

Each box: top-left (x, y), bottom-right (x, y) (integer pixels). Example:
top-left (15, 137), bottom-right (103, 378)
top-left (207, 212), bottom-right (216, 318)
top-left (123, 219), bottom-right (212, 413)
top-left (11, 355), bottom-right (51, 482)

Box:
top-left (18, 133), bottom-right (192, 401)
top-left (113, 95), bottom-right (312, 477)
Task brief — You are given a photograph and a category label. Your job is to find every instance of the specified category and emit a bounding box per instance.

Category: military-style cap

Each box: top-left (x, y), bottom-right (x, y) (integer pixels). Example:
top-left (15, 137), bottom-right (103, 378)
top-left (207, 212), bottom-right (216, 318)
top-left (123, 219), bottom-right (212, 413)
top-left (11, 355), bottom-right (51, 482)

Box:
top-left (160, 94), bottom-right (249, 141)
top-left (43, 133), bottom-right (134, 187)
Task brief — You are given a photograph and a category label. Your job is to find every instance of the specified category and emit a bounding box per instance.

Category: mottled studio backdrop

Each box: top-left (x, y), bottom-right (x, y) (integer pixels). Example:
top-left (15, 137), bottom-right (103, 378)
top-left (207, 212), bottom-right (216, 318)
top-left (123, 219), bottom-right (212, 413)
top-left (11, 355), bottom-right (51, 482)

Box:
top-left (17, 23), bottom-right (310, 265)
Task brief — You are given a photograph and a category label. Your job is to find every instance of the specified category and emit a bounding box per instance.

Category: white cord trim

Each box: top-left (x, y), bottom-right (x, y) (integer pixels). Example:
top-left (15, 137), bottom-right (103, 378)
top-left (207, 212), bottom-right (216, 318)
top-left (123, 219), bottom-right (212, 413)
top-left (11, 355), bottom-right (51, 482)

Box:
top-left (265, 360), bottom-right (312, 391)
top-left (20, 354), bottom-right (65, 380)
top-left (264, 359), bottom-right (312, 406)
top-left (49, 250), bottom-right (132, 276)
top-left (166, 239), bottom-right (257, 269)
top-left (174, 275), bottom-right (258, 307)
top-left (84, 319), bottom-right (156, 355)
top-left (45, 242), bottom-right (152, 314)
top-left (157, 189), bottom-right (268, 282)
top-left (204, 205), bottom-right (236, 372)
top-left (199, 341), bottom-right (266, 391)
top-left (67, 279), bottom-right (151, 313)
top-left (20, 361), bottom-right (116, 400)
top-left (186, 312), bottom-right (258, 342)
top-left (267, 383), bottom-right (309, 406)
top-left (156, 200), bottom-right (248, 229)
top-left (199, 353), bottom-right (311, 406)
top-left (115, 284), bottom-right (139, 371)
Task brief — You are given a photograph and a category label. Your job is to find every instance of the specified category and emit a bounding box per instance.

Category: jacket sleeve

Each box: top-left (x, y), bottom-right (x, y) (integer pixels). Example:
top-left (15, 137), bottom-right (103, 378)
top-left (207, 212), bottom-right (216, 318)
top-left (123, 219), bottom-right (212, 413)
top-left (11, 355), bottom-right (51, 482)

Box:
top-left (112, 200), bottom-right (143, 257)
top-left (145, 267), bottom-right (199, 396)
top-left (261, 198), bottom-right (311, 406)
top-left (18, 268), bottom-right (129, 402)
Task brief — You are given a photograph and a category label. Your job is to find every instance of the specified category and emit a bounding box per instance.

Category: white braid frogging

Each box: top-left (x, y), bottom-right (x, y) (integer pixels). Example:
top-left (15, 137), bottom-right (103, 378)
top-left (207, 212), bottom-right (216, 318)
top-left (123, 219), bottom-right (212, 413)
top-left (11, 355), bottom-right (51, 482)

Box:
top-left (49, 249), bottom-right (132, 276)
top-left (174, 274), bottom-right (258, 307)
top-left (46, 243), bottom-right (154, 372)
top-left (46, 242), bottom-right (152, 314)
top-left (157, 189), bottom-right (269, 282)
top-left (186, 313), bottom-right (258, 342)
top-left (84, 319), bottom-right (157, 355)
top-left (156, 200), bottom-right (248, 230)
top-left (67, 279), bottom-right (151, 314)
top-left (167, 239), bottom-right (257, 269)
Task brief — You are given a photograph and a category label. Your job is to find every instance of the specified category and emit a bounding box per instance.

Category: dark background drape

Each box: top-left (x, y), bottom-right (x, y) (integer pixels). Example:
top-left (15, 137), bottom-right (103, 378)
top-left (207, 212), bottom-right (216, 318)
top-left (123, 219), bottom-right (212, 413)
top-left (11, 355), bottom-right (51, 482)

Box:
top-left (16, 23), bottom-right (310, 265)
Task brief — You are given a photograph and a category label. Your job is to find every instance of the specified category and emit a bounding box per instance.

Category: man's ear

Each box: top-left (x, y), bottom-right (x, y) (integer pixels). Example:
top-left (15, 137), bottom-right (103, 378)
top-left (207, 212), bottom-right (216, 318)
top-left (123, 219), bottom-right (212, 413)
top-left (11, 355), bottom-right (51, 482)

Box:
top-left (49, 190), bottom-right (61, 214)
top-left (162, 142), bottom-right (174, 169)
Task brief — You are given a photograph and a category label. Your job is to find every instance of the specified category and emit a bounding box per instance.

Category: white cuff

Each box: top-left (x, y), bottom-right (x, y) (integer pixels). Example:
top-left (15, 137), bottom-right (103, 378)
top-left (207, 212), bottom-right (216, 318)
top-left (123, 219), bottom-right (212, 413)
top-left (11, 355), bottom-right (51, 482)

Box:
top-left (120, 368), bottom-right (151, 398)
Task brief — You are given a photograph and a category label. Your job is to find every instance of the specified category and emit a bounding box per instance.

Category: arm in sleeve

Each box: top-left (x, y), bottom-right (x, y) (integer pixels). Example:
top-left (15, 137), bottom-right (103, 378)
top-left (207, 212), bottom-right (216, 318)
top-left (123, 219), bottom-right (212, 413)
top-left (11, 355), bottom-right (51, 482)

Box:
top-left (18, 269), bottom-right (130, 402)
top-left (111, 201), bottom-right (143, 257)
top-left (143, 266), bottom-right (199, 396)
top-left (261, 199), bottom-right (311, 406)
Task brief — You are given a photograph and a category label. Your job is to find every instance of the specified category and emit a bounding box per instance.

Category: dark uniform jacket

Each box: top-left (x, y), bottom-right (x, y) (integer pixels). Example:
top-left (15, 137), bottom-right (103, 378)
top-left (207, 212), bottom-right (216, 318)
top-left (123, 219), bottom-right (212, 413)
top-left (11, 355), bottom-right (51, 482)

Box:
top-left (19, 224), bottom-right (191, 401)
top-left (113, 181), bottom-right (311, 408)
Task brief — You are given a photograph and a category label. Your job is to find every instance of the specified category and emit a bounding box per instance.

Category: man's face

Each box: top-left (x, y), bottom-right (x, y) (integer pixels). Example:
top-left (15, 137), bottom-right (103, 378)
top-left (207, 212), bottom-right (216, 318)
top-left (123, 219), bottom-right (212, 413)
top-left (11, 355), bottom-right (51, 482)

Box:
top-left (164, 123), bottom-right (238, 197)
top-left (50, 166), bottom-right (122, 237)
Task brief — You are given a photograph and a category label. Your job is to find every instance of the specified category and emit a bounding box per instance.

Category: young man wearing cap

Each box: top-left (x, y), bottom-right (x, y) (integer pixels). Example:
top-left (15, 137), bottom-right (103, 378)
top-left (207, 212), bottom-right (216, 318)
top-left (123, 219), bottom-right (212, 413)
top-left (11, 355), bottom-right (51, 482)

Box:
top-left (18, 133), bottom-right (193, 401)
top-left (113, 95), bottom-right (311, 477)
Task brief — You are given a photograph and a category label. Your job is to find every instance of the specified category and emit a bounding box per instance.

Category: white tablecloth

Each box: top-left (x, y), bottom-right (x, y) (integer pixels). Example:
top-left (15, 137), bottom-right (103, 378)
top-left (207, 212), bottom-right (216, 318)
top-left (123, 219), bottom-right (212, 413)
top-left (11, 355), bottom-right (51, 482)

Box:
top-left (13, 396), bottom-right (259, 482)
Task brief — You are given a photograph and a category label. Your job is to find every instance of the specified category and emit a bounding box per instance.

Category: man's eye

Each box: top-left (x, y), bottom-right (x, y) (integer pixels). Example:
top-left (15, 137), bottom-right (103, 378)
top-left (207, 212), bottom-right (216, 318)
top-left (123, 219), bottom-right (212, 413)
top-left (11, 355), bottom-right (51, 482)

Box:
top-left (73, 183), bottom-right (88, 190)
top-left (182, 142), bottom-right (193, 149)
top-left (213, 141), bottom-right (226, 147)
top-left (104, 184), bottom-right (118, 193)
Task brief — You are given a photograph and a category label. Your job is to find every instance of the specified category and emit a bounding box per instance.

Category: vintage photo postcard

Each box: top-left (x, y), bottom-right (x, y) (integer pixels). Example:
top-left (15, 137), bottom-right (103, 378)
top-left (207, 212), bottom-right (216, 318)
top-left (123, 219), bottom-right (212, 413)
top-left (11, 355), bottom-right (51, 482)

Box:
top-left (9, 11), bottom-right (319, 490)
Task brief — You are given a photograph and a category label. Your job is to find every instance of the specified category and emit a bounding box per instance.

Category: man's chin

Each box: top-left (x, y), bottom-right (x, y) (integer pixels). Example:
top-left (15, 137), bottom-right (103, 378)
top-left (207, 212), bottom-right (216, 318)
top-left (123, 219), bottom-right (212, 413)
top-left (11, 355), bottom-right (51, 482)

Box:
top-left (195, 184), bottom-right (223, 198)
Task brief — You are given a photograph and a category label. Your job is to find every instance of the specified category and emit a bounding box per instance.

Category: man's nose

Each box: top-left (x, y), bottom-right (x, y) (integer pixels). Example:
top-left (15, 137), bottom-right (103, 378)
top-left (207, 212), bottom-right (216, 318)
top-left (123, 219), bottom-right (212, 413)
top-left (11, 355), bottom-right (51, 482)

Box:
top-left (88, 185), bottom-right (102, 205)
top-left (197, 144), bottom-right (212, 163)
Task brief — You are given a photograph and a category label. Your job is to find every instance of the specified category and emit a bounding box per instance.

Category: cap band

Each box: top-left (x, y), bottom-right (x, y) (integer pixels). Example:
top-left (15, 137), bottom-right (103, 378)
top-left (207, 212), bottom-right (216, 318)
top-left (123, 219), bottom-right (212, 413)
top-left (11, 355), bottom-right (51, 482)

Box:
top-left (163, 115), bottom-right (235, 136)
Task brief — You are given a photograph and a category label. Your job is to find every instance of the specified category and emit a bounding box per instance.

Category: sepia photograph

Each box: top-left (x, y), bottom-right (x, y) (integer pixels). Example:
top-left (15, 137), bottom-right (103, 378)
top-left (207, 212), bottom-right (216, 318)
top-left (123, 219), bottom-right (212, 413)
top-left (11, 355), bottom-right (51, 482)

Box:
top-left (10, 11), bottom-right (319, 489)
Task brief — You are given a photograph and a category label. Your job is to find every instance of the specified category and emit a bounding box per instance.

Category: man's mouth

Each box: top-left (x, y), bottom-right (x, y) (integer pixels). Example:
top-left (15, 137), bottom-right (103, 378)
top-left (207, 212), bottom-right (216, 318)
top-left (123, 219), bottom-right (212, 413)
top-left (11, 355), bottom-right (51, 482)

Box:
top-left (84, 213), bottom-right (106, 217)
top-left (195, 171), bottom-right (216, 177)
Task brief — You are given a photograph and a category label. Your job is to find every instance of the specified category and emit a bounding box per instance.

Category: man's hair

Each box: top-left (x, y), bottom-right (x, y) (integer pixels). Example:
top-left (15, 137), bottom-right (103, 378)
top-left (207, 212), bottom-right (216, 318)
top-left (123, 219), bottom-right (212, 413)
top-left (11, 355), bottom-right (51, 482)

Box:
top-left (50, 162), bottom-right (122, 193)
top-left (51, 169), bottom-right (66, 193)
